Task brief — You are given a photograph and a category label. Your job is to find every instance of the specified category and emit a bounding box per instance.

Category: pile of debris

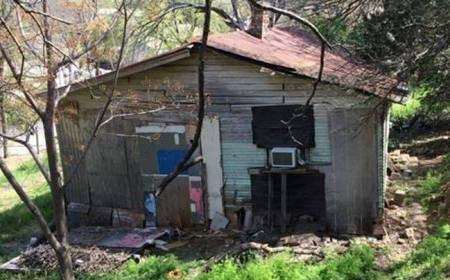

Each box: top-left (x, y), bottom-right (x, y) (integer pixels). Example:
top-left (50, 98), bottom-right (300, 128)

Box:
top-left (388, 150), bottom-right (419, 180)
top-left (383, 202), bottom-right (428, 246)
top-left (16, 244), bottom-right (129, 273)
top-left (276, 233), bottom-right (349, 261)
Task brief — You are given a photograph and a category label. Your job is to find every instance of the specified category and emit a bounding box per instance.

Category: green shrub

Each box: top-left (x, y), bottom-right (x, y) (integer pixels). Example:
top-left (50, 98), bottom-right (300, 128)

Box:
top-left (198, 245), bottom-right (380, 280)
top-left (319, 244), bottom-right (380, 280)
top-left (86, 255), bottom-right (184, 280)
top-left (390, 84), bottom-right (431, 123)
top-left (390, 227), bottom-right (450, 280)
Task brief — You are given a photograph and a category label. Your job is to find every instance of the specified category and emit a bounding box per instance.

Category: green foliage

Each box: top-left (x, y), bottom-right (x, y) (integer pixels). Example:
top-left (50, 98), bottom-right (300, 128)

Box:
top-left (0, 157), bottom-right (51, 243)
top-left (319, 244), bottom-right (381, 280)
top-left (0, 156), bottom-right (51, 266)
top-left (83, 255), bottom-right (184, 280)
top-left (414, 152), bottom-right (450, 209)
top-left (389, 225), bottom-right (450, 280)
top-left (312, 17), bottom-right (350, 44)
top-left (199, 244), bottom-right (381, 280)
top-left (309, 1), bottom-right (450, 125)
top-left (131, 0), bottom-right (231, 57)
top-left (390, 84), bottom-right (429, 122)
top-left (355, 0), bottom-right (450, 122)
top-left (418, 172), bottom-right (443, 205)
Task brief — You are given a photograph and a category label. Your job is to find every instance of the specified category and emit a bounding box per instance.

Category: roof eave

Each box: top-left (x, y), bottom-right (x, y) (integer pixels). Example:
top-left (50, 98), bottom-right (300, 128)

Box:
top-left (62, 46), bottom-right (193, 95)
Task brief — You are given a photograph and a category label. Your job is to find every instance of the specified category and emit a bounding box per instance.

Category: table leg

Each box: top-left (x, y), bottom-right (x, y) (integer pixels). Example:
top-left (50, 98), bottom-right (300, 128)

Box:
top-left (268, 173), bottom-right (273, 232)
top-left (281, 173), bottom-right (287, 233)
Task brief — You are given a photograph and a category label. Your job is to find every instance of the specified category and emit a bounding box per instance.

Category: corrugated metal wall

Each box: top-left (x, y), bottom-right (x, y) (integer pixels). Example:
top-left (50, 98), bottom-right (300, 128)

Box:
top-left (310, 104), bottom-right (332, 163)
top-left (221, 142), bottom-right (266, 204)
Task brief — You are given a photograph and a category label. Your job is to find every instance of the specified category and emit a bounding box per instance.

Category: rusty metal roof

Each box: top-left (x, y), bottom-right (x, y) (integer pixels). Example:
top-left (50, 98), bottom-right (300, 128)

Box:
top-left (65, 26), bottom-right (407, 102)
top-left (194, 26), bottom-right (407, 103)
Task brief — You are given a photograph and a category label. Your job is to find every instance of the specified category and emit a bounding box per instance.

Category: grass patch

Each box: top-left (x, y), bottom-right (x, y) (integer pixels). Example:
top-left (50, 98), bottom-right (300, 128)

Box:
top-left (389, 223), bottom-right (450, 280)
top-left (413, 153), bottom-right (450, 210)
top-left (0, 184), bottom-right (52, 242)
top-left (0, 235), bottom-right (448, 280)
top-left (0, 245), bottom-right (381, 280)
top-left (198, 244), bottom-right (381, 280)
top-left (0, 156), bottom-right (51, 263)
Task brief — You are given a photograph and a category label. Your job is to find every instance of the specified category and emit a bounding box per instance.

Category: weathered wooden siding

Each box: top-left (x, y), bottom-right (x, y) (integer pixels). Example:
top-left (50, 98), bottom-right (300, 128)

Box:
top-left (57, 110), bottom-right (90, 205)
top-left (59, 49), bottom-right (386, 232)
top-left (328, 108), bottom-right (378, 234)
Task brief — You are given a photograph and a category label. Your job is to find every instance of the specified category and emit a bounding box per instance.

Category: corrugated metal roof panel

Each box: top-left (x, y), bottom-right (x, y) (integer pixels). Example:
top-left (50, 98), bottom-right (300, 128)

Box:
top-left (201, 27), bottom-right (407, 103)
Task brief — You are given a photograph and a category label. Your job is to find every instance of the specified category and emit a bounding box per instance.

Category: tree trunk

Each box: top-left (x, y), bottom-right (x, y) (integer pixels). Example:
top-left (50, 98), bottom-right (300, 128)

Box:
top-left (0, 55), bottom-right (7, 158)
top-left (43, 86), bottom-right (74, 279)
top-left (41, 0), bottom-right (74, 277)
top-left (43, 120), bottom-right (74, 280)
top-left (55, 245), bottom-right (74, 280)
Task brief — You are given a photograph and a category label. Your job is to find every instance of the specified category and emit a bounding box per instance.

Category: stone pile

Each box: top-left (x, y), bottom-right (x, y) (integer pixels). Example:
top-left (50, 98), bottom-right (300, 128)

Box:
top-left (388, 150), bottom-right (419, 179)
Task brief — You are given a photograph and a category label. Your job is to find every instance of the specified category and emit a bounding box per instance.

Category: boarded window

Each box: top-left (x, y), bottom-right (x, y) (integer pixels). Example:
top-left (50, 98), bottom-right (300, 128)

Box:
top-left (251, 105), bottom-right (315, 148)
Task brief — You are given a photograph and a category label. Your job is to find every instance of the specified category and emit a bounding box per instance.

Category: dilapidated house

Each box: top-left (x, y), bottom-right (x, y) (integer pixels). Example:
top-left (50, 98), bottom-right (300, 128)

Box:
top-left (58, 24), bottom-right (407, 235)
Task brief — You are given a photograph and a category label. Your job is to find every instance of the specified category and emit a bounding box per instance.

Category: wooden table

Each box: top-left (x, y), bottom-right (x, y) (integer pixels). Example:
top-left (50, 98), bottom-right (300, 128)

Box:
top-left (250, 167), bottom-right (319, 233)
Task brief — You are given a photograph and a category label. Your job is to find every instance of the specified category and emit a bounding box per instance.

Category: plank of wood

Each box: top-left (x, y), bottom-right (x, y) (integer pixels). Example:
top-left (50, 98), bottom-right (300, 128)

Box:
top-left (200, 116), bottom-right (225, 218)
top-left (153, 175), bottom-right (192, 228)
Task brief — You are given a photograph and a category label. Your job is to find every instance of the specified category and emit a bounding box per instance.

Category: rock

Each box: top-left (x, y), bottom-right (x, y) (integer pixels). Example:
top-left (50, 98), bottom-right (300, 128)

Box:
top-left (132, 254), bottom-right (141, 263)
top-left (390, 155), bottom-right (399, 162)
top-left (372, 224), bottom-right (385, 240)
top-left (74, 259), bottom-right (84, 266)
top-left (403, 169), bottom-right (413, 177)
top-left (389, 204), bottom-right (399, 210)
top-left (397, 238), bottom-right (406, 244)
top-left (396, 164), bottom-right (408, 171)
top-left (409, 156), bottom-right (419, 167)
top-left (394, 190), bottom-right (407, 206)
top-left (390, 172), bottom-right (402, 180)
top-left (399, 154), bottom-right (410, 164)
top-left (29, 237), bottom-right (39, 248)
top-left (405, 227), bottom-right (415, 240)
top-left (391, 150), bottom-right (401, 156)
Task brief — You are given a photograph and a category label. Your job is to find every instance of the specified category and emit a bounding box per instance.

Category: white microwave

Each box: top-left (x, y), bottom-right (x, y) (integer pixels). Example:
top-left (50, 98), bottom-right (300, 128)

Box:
top-left (270, 147), bottom-right (297, 168)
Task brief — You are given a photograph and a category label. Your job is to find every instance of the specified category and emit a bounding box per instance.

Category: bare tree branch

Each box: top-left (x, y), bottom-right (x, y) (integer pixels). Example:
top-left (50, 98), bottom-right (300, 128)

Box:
top-left (11, 0), bottom-right (72, 25)
top-left (155, 0), bottom-right (212, 197)
top-left (57, 6), bottom-right (125, 69)
top-left (247, 0), bottom-right (332, 48)
top-left (62, 2), bottom-right (133, 189)
top-left (0, 15), bottom-right (26, 83)
top-left (97, 106), bottom-right (167, 130)
top-left (0, 122), bottom-right (51, 185)
top-left (230, 0), bottom-right (244, 28)
top-left (0, 44), bottom-right (44, 118)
